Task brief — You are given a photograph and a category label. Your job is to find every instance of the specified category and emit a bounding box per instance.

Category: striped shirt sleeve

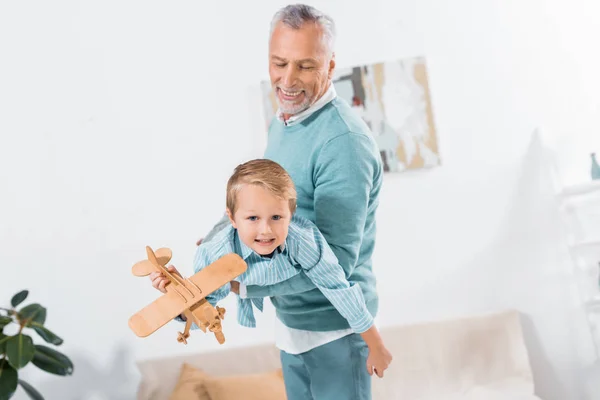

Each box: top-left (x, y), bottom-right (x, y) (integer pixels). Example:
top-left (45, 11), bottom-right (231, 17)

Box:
top-left (174, 244), bottom-right (231, 330)
top-left (294, 223), bottom-right (374, 333)
top-left (243, 272), bottom-right (316, 298)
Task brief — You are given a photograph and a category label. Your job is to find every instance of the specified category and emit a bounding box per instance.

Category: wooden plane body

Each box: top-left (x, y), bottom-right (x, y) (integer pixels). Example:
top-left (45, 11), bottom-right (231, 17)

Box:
top-left (128, 246), bottom-right (247, 345)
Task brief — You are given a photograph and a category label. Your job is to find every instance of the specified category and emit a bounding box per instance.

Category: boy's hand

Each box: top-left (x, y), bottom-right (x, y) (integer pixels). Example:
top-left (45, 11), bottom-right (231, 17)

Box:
top-left (149, 265), bottom-right (181, 293)
top-left (366, 343), bottom-right (392, 378)
top-left (360, 325), bottom-right (392, 378)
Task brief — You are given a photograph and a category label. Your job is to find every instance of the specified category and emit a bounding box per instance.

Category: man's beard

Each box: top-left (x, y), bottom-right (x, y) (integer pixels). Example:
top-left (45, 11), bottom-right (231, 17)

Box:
top-left (278, 99), bottom-right (311, 115)
top-left (275, 88), bottom-right (313, 115)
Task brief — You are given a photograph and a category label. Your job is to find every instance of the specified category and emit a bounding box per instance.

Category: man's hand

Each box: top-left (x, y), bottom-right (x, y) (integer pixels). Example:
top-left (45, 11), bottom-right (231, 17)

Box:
top-left (230, 281), bottom-right (240, 294)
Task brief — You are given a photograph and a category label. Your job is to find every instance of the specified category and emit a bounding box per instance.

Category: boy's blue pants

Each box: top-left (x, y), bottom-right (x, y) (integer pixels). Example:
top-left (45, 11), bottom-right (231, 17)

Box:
top-left (280, 333), bottom-right (372, 400)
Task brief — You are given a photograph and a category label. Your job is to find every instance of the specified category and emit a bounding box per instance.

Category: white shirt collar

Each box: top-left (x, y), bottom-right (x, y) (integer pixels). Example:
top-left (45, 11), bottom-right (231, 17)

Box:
top-left (276, 84), bottom-right (337, 126)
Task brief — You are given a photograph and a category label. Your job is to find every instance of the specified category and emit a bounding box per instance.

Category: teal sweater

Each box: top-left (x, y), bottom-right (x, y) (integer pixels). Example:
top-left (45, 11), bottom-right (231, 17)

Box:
top-left (245, 96), bottom-right (383, 332)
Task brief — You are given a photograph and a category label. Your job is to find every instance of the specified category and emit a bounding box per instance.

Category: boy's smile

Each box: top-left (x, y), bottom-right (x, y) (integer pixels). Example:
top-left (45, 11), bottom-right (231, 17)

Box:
top-left (255, 238), bottom-right (276, 246)
top-left (227, 184), bottom-right (292, 256)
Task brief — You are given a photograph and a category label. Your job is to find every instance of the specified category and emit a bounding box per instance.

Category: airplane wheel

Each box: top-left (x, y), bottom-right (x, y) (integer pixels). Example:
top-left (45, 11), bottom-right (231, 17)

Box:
top-left (177, 332), bottom-right (189, 344)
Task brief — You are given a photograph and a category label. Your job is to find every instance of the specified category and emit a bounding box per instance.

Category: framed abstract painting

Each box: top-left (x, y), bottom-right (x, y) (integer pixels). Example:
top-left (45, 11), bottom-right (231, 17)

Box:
top-left (260, 56), bottom-right (441, 173)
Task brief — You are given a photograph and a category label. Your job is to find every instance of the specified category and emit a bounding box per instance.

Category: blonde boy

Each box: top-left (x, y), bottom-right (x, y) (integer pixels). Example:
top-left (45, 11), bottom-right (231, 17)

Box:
top-left (151, 159), bottom-right (391, 396)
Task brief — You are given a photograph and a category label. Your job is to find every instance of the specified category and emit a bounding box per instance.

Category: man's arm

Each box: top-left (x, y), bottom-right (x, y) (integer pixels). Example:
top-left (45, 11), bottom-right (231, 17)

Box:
top-left (197, 214), bottom-right (230, 245)
top-left (244, 133), bottom-right (380, 298)
top-left (245, 133), bottom-right (380, 298)
top-left (313, 132), bottom-right (381, 278)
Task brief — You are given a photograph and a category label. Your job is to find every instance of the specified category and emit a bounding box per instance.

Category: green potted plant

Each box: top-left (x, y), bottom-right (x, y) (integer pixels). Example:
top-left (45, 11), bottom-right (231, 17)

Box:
top-left (0, 290), bottom-right (73, 400)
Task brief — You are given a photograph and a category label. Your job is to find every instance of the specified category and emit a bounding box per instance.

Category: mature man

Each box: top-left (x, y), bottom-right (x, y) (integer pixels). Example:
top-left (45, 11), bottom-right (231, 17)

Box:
top-left (184, 4), bottom-right (388, 399)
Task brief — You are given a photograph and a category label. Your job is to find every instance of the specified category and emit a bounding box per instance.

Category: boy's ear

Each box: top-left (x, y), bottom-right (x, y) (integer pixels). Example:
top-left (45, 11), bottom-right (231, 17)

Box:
top-left (226, 208), bottom-right (236, 228)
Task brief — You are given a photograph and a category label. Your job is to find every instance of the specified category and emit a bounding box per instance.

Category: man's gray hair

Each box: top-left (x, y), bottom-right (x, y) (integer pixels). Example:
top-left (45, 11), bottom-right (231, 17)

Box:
top-left (270, 4), bottom-right (336, 55)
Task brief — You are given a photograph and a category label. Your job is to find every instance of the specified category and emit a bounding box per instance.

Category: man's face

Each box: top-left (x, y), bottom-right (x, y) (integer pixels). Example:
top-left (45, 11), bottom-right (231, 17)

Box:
top-left (227, 184), bottom-right (291, 256)
top-left (268, 21), bottom-right (335, 117)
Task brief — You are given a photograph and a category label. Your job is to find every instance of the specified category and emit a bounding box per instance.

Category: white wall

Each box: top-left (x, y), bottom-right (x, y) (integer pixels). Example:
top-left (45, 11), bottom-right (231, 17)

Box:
top-left (1, 0), bottom-right (599, 399)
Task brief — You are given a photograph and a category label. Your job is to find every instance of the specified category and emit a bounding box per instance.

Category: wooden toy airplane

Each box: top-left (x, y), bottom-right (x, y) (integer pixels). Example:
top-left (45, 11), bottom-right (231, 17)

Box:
top-left (128, 246), bottom-right (247, 345)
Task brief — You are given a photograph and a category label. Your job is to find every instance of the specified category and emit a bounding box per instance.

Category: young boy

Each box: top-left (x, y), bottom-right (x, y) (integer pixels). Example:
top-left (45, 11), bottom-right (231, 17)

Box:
top-left (151, 159), bottom-right (392, 386)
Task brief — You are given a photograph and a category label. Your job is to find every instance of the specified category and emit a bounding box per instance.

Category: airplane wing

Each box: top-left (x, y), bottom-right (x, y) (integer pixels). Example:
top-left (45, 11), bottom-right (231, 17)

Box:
top-left (132, 247), bottom-right (172, 277)
top-left (188, 253), bottom-right (247, 297)
top-left (128, 284), bottom-right (189, 337)
top-left (128, 253), bottom-right (247, 338)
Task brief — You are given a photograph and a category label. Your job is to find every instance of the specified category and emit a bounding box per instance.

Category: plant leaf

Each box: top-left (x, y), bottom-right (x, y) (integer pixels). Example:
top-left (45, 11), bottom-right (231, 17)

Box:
top-left (31, 345), bottom-right (73, 376)
top-left (0, 317), bottom-right (12, 329)
top-left (0, 333), bottom-right (8, 353)
top-left (18, 304), bottom-right (46, 327)
top-left (30, 324), bottom-right (63, 346)
top-left (0, 358), bottom-right (18, 400)
top-left (11, 290), bottom-right (29, 308)
top-left (6, 334), bottom-right (35, 369)
top-left (18, 379), bottom-right (44, 400)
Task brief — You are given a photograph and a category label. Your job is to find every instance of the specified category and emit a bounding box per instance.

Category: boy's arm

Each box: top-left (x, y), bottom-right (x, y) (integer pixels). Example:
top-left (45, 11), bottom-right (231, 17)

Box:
top-left (176, 245), bottom-right (230, 325)
top-left (242, 273), bottom-right (316, 298)
top-left (298, 227), bottom-right (374, 334)
top-left (193, 244), bottom-right (231, 306)
top-left (297, 230), bottom-right (390, 358)
top-left (313, 133), bottom-right (382, 278)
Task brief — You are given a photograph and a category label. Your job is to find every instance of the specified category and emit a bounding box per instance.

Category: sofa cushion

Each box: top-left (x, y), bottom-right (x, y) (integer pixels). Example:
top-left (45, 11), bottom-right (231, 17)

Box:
top-left (136, 342), bottom-right (282, 399)
top-left (136, 309), bottom-right (540, 399)
top-left (371, 309), bottom-right (539, 399)
top-left (168, 363), bottom-right (286, 400)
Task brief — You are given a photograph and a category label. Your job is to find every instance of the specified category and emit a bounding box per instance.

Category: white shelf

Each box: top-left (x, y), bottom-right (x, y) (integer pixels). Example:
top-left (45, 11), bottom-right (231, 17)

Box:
top-left (557, 180), bottom-right (600, 199)
top-left (536, 129), bottom-right (600, 362)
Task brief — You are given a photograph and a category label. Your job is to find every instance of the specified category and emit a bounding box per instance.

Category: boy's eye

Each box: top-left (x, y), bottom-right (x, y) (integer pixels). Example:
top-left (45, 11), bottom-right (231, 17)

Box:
top-left (248, 216), bottom-right (258, 221)
top-left (272, 215), bottom-right (281, 221)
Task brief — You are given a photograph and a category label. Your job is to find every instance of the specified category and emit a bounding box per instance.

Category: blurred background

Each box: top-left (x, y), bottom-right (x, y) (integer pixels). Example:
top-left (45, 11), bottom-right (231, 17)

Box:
top-left (1, 0), bottom-right (599, 399)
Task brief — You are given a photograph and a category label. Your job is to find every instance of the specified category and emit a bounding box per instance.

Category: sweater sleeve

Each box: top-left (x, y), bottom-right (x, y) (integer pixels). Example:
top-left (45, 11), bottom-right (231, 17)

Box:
top-left (201, 214), bottom-right (230, 243)
top-left (313, 132), bottom-right (381, 279)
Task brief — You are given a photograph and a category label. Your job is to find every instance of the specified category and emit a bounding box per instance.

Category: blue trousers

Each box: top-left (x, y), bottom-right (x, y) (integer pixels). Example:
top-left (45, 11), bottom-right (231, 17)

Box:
top-left (280, 333), bottom-right (372, 400)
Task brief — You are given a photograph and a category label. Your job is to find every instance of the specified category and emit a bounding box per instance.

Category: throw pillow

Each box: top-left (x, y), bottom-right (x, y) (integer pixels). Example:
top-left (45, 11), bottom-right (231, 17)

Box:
top-left (168, 363), bottom-right (211, 400)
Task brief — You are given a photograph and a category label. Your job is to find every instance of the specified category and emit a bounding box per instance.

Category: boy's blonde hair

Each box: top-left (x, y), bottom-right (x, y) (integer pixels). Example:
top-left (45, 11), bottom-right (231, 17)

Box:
top-left (226, 159), bottom-right (297, 215)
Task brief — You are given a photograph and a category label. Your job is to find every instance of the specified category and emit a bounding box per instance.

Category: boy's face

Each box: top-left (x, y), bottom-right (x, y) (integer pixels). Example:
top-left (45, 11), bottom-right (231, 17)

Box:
top-left (227, 184), bottom-right (291, 256)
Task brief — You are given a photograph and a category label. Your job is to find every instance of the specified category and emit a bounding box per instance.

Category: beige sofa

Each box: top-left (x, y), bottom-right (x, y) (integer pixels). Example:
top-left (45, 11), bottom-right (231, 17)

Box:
top-left (135, 309), bottom-right (543, 399)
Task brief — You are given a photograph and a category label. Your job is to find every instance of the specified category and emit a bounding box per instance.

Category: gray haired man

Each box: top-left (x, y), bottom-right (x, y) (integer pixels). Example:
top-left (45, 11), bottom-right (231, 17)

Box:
top-left (196, 4), bottom-right (391, 399)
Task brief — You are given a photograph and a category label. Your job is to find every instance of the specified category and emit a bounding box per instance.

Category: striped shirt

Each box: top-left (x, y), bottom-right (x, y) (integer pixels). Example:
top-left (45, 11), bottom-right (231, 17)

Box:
top-left (192, 214), bottom-right (374, 334)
